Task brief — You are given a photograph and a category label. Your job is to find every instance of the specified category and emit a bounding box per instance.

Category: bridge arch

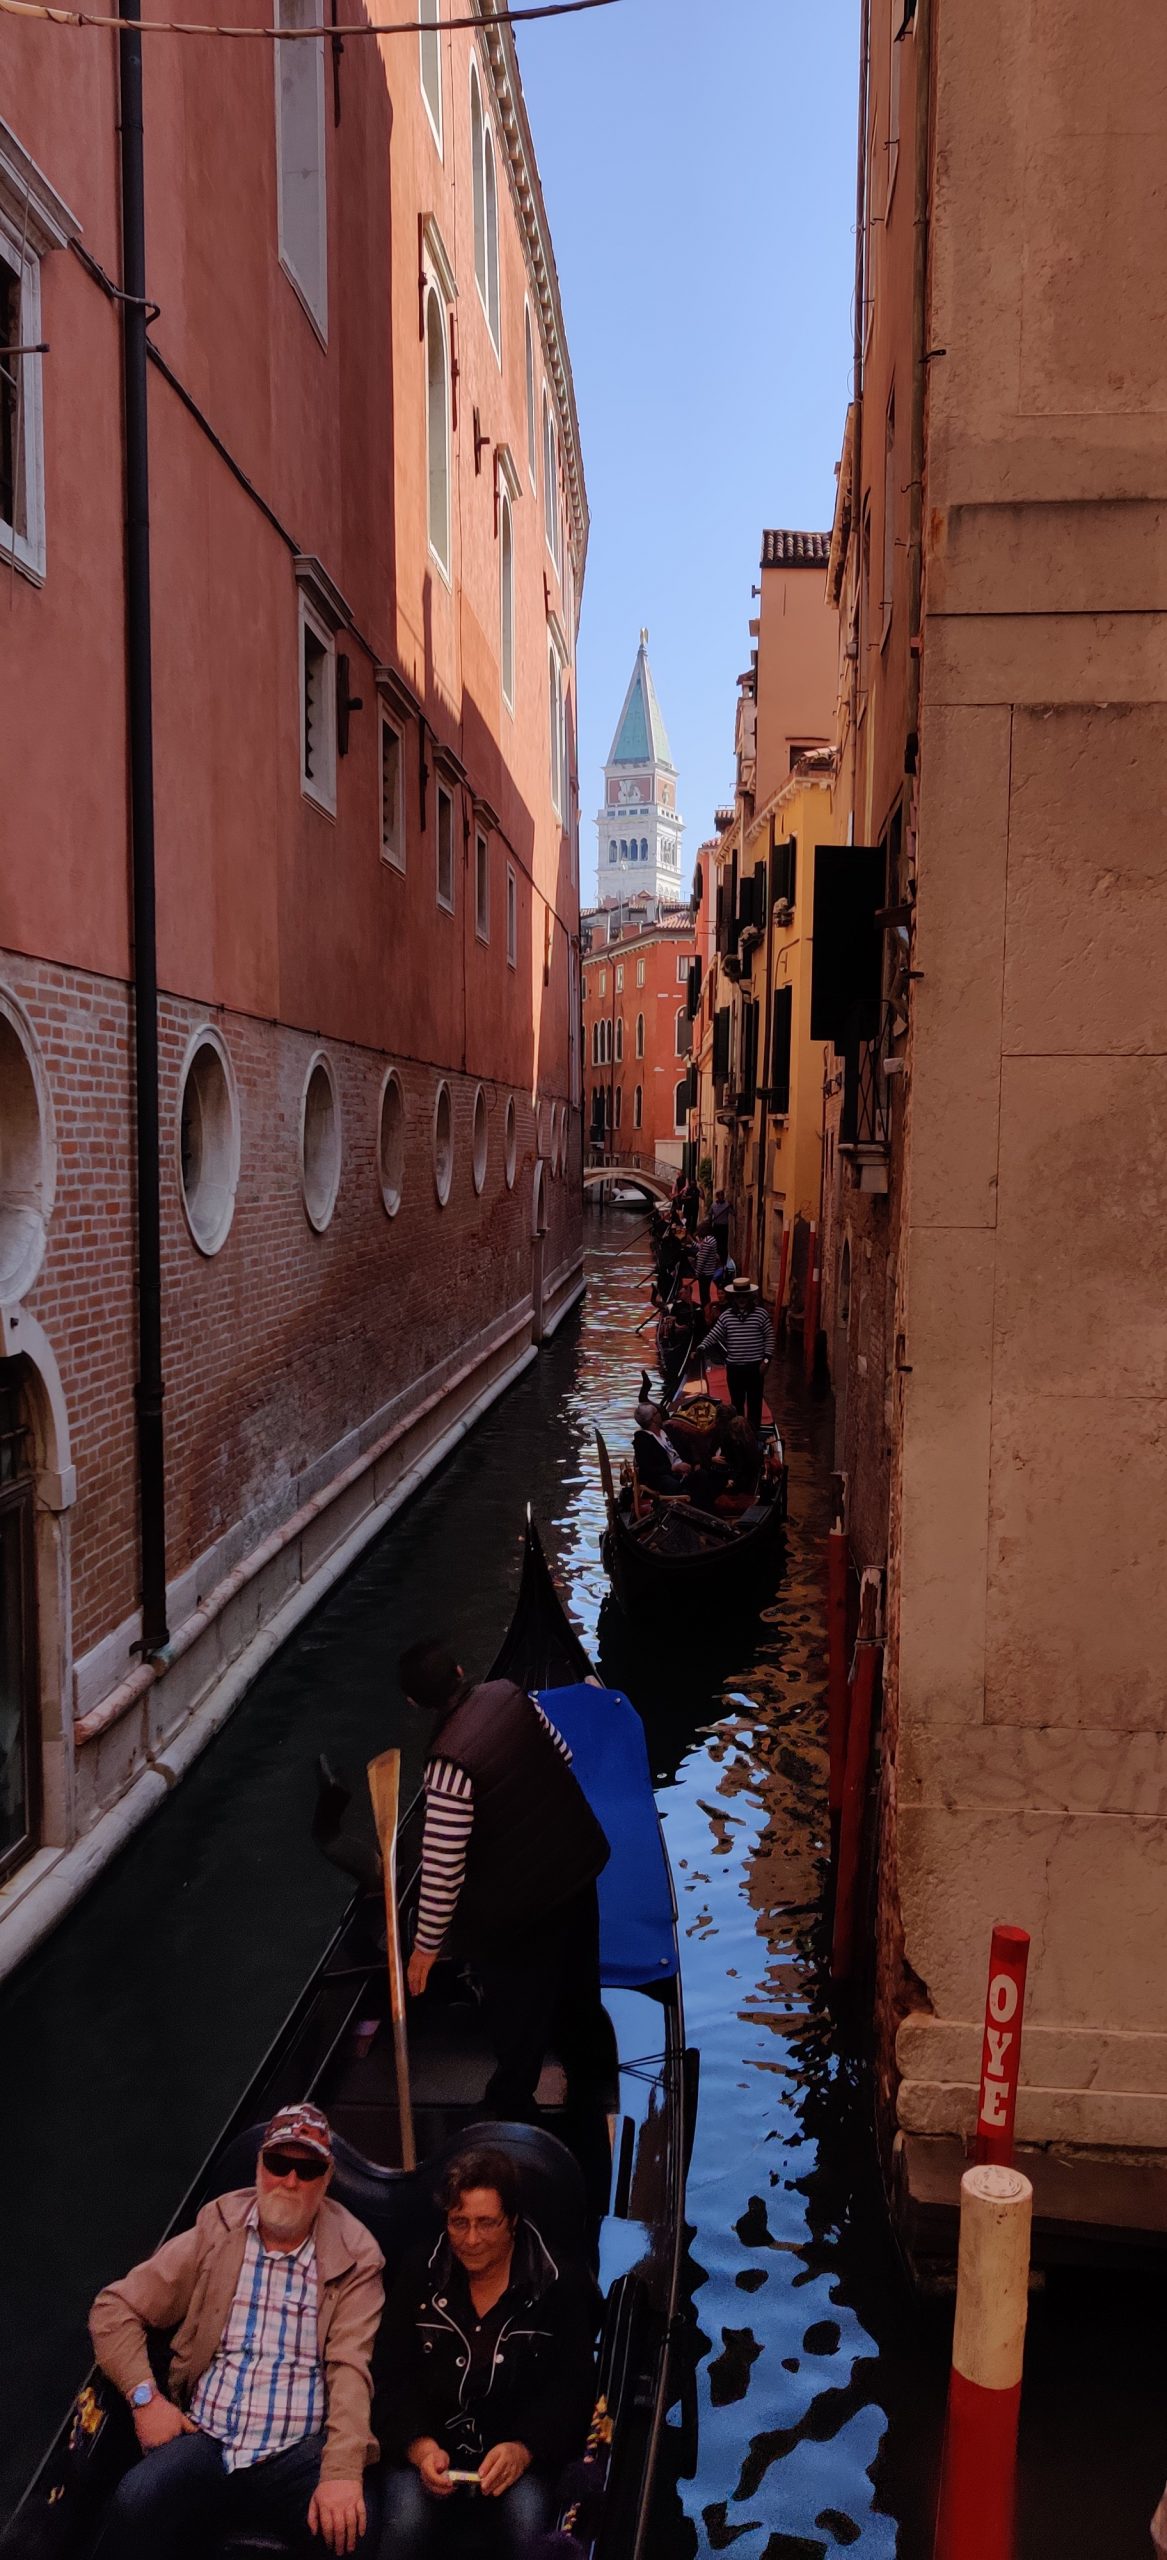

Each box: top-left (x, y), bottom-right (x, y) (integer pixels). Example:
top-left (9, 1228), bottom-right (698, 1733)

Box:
top-left (582, 1162), bottom-right (674, 1206)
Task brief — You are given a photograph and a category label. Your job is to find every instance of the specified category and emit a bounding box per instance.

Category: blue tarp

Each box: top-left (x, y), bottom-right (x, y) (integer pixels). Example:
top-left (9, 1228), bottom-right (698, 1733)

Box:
top-left (536, 1683), bottom-right (678, 1989)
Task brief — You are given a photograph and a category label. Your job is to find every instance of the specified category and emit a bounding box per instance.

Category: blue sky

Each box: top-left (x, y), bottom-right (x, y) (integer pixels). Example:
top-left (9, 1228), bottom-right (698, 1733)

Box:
top-left (517, 0), bottom-right (859, 901)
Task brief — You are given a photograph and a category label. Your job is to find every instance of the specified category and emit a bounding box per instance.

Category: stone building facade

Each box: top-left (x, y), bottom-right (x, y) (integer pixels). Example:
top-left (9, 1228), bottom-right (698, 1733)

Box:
top-left (0, 8), bottom-right (584, 1962)
top-left (582, 912), bottom-right (697, 1179)
top-left (816, 0), bottom-right (1167, 2243)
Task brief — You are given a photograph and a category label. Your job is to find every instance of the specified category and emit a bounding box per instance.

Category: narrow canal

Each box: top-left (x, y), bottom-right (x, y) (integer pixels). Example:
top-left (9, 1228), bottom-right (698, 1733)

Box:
top-left (3, 1212), bottom-right (1166, 2553)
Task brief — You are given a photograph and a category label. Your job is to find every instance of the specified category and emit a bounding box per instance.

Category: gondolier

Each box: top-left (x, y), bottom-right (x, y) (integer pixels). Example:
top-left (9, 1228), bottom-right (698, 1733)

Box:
top-left (703, 1276), bottom-right (775, 1429)
top-left (398, 1641), bottom-right (611, 2122)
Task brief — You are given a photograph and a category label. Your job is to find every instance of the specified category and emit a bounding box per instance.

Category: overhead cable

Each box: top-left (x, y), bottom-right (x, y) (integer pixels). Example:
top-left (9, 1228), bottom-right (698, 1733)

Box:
top-left (0, 0), bottom-right (615, 30)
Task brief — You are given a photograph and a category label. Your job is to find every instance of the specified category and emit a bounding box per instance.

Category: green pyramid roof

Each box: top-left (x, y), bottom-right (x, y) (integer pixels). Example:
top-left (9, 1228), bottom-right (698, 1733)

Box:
top-left (607, 632), bottom-right (675, 770)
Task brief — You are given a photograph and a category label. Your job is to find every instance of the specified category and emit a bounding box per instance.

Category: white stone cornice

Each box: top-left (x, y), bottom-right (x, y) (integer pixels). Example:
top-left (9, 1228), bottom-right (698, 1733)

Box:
top-left (474, 4), bottom-right (588, 575)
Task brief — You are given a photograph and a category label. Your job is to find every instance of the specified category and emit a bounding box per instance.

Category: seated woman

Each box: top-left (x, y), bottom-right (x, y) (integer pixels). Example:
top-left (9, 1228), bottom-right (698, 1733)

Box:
top-left (377, 2147), bottom-right (598, 2557)
top-left (713, 1410), bottom-right (762, 1514)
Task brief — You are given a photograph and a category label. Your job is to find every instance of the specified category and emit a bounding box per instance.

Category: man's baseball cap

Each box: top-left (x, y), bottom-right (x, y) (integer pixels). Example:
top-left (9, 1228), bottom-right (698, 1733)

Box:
top-left (262, 2101), bottom-right (332, 2164)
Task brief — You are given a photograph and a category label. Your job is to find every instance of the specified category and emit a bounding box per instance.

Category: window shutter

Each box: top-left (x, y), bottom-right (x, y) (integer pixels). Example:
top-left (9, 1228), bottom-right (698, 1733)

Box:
top-left (712, 1005), bottom-right (731, 1084)
top-left (687, 956), bottom-right (702, 1018)
top-left (739, 1000), bottom-right (759, 1111)
top-left (754, 857), bottom-right (768, 918)
top-left (770, 986), bottom-right (793, 1114)
top-left (810, 846), bottom-right (885, 1047)
top-left (771, 834), bottom-right (797, 908)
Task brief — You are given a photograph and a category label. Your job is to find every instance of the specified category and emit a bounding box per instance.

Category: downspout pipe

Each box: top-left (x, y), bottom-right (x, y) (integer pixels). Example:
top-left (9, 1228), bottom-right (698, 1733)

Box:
top-left (119, 1), bottom-right (169, 1654)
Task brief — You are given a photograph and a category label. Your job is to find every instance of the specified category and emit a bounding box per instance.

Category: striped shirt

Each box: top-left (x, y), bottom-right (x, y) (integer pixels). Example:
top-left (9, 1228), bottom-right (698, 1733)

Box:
top-left (188, 2210), bottom-right (322, 2470)
top-left (703, 1304), bottom-right (775, 1368)
top-left (415, 1703), bottom-right (573, 1955)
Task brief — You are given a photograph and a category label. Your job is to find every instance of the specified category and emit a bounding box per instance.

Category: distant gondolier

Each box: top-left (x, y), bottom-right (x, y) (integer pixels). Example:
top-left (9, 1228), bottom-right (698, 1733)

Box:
top-left (710, 1187), bottom-right (731, 1264)
top-left (399, 1643), bottom-right (611, 2123)
top-left (703, 1276), bottom-right (774, 1429)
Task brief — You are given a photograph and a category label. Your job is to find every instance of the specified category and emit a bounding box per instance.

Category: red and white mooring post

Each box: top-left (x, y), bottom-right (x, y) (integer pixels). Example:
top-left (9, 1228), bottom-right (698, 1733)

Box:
top-left (974, 1924), bottom-right (1030, 2167)
top-left (932, 2163), bottom-right (1033, 2560)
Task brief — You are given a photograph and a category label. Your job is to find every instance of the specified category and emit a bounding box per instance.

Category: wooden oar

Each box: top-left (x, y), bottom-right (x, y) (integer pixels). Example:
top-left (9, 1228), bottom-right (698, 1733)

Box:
top-left (366, 1748), bottom-right (417, 2171)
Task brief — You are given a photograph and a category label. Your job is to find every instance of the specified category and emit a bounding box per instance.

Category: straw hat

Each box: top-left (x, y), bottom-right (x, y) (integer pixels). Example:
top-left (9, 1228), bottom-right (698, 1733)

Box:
top-left (730, 1275), bottom-right (756, 1295)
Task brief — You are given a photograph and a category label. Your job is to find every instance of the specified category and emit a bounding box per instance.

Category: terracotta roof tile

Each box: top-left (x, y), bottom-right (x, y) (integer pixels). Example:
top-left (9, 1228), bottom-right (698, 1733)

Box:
top-left (761, 528), bottom-right (831, 569)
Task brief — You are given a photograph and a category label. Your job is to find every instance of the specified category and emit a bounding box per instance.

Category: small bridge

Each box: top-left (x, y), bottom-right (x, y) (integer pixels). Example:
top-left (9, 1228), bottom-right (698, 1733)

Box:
top-left (583, 1157), bottom-right (675, 1205)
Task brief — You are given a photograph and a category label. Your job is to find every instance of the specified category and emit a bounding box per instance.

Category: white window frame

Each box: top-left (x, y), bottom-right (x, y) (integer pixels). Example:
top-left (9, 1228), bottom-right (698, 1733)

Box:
top-left (615, 963), bottom-right (624, 993)
top-left (275, 0), bottom-right (327, 341)
top-left (475, 828), bottom-right (490, 942)
top-left (419, 0), bottom-right (442, 151)
top-left (506, 861), bottom-right (518, 967)
top-left (674, 1078), bottom-right (689, 1133)
top-left (483, 122), bottom-right (500, 356)
top-left (548, 640), bottom-right (564, 819)
top-left (470, 61), bottom-right (500, 357)
top-left (675, 1008), bottom-right (689, 1057)
top-left (379, 707), bottom-right (405, 870)
top-left (0, 124), bottom-right (80, 585)
top-left (498, 476), bottom-right (515, 711)
top-left (542, 388), bottom-right (560, 575)
top-left (436, 781), bottom-right (456, 913)
top-left (636, 956), bottom-right (646, 987)
top-left (524, 303), bottom-right (537, 486)
top-left (425, 281), bottom-right (452, 582)
top-left (298, 592), bottom-right (336, 816)
top-left (676, 954), bottom-right (690, 984)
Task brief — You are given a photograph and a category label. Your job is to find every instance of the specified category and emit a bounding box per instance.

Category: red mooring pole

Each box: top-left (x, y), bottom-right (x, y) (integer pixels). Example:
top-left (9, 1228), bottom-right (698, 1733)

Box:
top-left (932, 2164), bottom-right (1033, 2560)
top-left (974, 1924), bottom-right (1031, 2168)
top-left (825, 1525), bottom-right (850, 1867)
top-left (829, 1569), bottom-right (881, 1982)
top-left (933, 1925), bottom-right (1033, 2560)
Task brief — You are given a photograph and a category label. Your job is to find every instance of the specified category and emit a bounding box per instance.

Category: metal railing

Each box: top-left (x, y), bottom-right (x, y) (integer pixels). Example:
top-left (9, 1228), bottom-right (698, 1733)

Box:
top-left (840, 1006), bottom-right (893, 1152)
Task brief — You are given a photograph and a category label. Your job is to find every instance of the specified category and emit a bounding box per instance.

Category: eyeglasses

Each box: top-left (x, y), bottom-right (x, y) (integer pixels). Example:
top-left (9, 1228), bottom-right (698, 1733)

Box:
top-left (447, 2211), bottom-right (507, 2237)
top-left (261, 2149), bottom-right (328, 2183)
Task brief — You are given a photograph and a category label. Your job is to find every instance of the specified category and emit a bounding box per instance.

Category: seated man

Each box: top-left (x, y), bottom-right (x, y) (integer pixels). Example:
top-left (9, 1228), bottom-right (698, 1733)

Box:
top-left (378, 2146), bottom-right (597, 2558)
top-left (88, 2101), bottom-right (383, 2559)
top-left (632, 1400), bottom-right (690, 1497)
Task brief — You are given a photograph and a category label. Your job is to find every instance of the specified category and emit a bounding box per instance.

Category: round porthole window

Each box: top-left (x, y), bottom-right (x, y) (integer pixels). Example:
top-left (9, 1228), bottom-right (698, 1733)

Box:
top-left (504, 1096), bottom-right (517, 1190)
top-left (0, 994), bottom-right (55, 1302)
top-left (433, 1081), bottom-right (453, 1206)
top-left (302, 1053), bottom-right (341, 1232)
top-left (472, 1086), bottom-right (488, 1195)
top-left (379, 1071), bottom-right (405, 1217)
top-left (178, 1028), bottom-right (240, 1256)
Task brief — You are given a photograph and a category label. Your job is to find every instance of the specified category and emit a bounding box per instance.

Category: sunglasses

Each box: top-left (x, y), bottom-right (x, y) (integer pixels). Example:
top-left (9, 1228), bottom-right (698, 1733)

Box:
top-left (261, 2149), bottom-right (328, 2182)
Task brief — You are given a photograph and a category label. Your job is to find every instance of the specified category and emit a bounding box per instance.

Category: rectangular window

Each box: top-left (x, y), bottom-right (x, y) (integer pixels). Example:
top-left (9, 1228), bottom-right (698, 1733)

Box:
top-left (882, 392), bottom-right (896, 638)
top-left (436, 783), bottom-right (455, 911)
top-left (300, 599), bottom-right (336, 813)
top-left (419, 0), bottom-right (442, 147)
top-left (598, 971), bottom-right (607, 998)
top-left (379, 712), bottom-right (404, 869)
top-left (636, 956), bottom-right (645, 988)
top-left (771, 985), bottom-right (793, 1115)
top-left (276, 0), bottom-right (327, 337)
top-left (615, 963), bottom-right (624, 992)
top-left (676, 954), bottom-right (689, 984)
top-left (0, 223), bottom-right (48, 583)
top-left (475, 830), bottom-right (490, 941)
top-left (506, 862), bottom-right (517, 966)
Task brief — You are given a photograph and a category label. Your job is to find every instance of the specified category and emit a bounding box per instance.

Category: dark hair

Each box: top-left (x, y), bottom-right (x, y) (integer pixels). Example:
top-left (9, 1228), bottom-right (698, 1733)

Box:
top-left (398, 1640), bottom-right (461, 1713)
top-left (439, 2147), bottom-right (521, 2223)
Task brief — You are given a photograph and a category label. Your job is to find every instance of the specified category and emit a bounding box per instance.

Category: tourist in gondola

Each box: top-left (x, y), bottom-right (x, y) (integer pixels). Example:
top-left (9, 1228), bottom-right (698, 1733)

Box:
top-left (702, 1276), bottom-right (775, 1429)
top-left (86, 2102), bottom-right (384, 2559)
top-left (633, 1399), bottom-right (692, 1496)
top-left (713, 1409), bottom-right (762, 1513)
top-left (398, 1642), bottom-right (611, 2125)
top-left (376, 2144), bottom-right (598, 2557)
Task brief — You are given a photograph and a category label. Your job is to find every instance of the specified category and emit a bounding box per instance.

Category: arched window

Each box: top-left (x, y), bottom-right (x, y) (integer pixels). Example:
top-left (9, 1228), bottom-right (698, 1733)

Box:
top-left (548, 647), bottom-right (561, 815)
top-left (419, 0), bottom-right (441, 146)
top-left (471, 66), bottom-right (486, 295)
top-left (542, 390), bottom-right (558, 570)
top-left (499, 488), bottom-right (514, 708)
top-left (608, 839), bottom-right (617, 862)
top-left (675, 1009), bottom-right (690, 1057)
top-left (615, 1017), bottom-right (624, 1062)
top-left (634, 1084), bottom-right (643, 1128)
top-left (591, 1021), bottom-right (598, 1065)
top-left (674, 1079), bottom-right (688, 1131)
top-left (524, 306), bottom-right (537, 483)
top-left (425, 286), bottom-right (450, 574)
top-left (640, 837), bottom-right (648, 860)
top-left (483, 126), bottom-right (500, 349)
top-left (635, 1012), bottom-right (644, 1058)
top-left (619, 839), bottom-right (627, 861)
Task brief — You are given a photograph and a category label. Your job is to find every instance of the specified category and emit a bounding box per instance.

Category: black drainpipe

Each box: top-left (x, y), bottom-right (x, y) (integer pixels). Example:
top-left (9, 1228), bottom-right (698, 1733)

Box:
top-left (118, 0), bottom-right (169, 1654)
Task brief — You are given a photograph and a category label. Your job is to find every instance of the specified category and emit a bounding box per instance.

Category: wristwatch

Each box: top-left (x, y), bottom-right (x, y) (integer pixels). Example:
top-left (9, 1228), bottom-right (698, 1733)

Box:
top-left (130, 2383), bottom-right (156, 2409)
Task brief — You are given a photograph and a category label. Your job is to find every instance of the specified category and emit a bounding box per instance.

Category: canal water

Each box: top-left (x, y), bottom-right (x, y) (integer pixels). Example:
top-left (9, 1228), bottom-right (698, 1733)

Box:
top-left (3, 1210), bottom-right (1166, 2553)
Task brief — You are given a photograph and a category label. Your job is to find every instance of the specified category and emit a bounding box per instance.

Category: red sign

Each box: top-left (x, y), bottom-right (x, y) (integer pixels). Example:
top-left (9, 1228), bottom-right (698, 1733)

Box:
top-left (974, 1924), bottom-right (1030, 2167)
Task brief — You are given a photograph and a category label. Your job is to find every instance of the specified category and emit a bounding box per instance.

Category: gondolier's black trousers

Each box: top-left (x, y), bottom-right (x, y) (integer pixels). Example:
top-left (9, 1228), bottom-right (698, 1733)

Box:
top-left (474, 1879), bottom-right (610, 2123)
top-left (727, 1362), bottom-right (765, 1430)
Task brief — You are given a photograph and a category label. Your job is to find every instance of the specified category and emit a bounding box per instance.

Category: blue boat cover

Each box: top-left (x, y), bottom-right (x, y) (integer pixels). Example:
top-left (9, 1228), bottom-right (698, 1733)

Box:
top-left (536, 1683), bottom-right (678, 1989)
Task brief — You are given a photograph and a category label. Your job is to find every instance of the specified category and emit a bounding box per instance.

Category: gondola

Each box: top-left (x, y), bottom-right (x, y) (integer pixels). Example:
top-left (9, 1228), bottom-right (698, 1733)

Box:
top-left (1, 1519), bottom-right (693, 2560)
top-left (595, 1387), bottom-right (787, 1621)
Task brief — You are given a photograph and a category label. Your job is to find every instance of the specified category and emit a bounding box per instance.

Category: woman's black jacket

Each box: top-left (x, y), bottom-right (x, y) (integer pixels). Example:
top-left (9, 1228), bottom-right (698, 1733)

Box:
top-left (376, 2218), bottom-right (599, 2475)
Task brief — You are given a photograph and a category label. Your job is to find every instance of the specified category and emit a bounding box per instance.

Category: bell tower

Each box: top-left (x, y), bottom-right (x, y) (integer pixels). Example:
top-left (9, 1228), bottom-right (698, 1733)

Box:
top-left (595, 631), bottom-right (684, 904)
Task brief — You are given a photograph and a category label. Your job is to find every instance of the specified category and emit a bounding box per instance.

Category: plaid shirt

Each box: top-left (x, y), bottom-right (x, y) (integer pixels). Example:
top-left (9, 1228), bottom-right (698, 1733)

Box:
top-left (188, 2207), bottom-right (322, 2469)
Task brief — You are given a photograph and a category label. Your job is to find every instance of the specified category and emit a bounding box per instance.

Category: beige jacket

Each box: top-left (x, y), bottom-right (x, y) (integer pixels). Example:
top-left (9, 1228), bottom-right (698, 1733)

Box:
top-left (89, 2188), bottom-right (384, 2482)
